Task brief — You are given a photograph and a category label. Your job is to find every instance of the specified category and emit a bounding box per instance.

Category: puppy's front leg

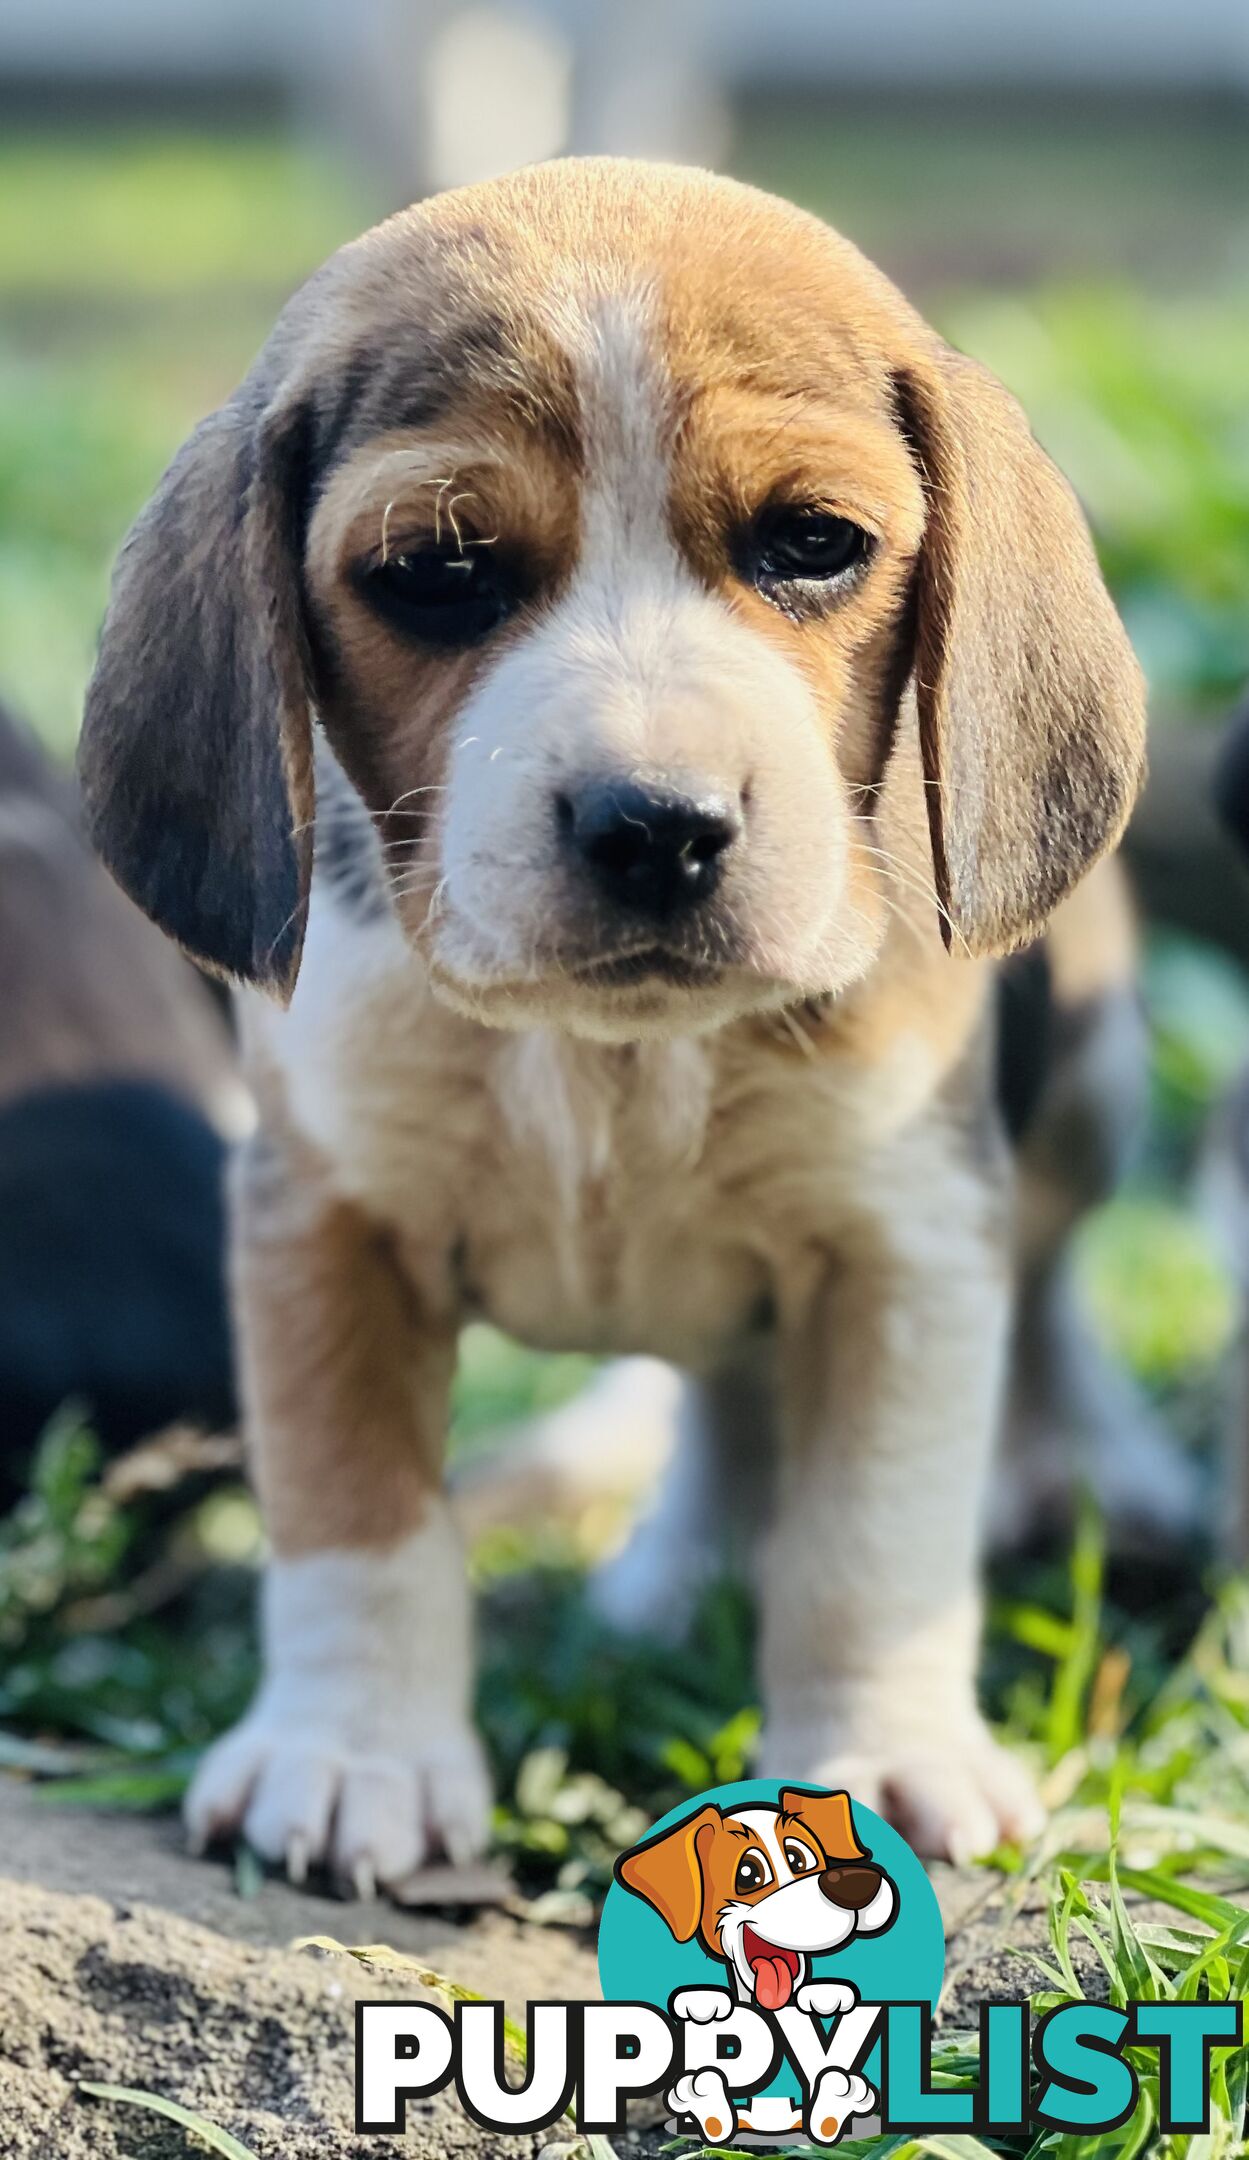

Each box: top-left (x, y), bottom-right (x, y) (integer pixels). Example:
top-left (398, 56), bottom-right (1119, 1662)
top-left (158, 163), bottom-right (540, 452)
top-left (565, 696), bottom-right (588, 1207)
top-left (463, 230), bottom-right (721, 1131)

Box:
top-left (760, 1136), bottom-right (1042, 1862)
top-left (185, 1130), bottom-right (489, 1892)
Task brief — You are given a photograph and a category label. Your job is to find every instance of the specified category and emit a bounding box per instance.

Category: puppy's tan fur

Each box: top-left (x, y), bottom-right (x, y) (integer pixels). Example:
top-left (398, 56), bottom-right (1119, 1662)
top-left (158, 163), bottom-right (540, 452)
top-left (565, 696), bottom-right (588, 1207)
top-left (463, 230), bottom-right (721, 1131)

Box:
top-left (78, 161), bottom-right (1145, 1881)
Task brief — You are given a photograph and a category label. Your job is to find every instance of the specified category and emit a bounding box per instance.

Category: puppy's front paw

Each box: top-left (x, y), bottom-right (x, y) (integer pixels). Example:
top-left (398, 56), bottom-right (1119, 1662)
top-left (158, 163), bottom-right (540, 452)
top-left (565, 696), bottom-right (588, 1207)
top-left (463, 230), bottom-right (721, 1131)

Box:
top-left (188, 1525), bottom-right (488, 1894)
top-left (671, 1986), bottom-right (734, 2024)
top-left (185, 1698), bottom-right (491, 1893)
top-left (795, 1979), bottom-right (858, 2020)
top-left (666, 2068), bottom-right (735, 2143)
top-left (807, 2067), bottom-right (876, 2145)
top-left (762, 1716), bottom-right (1042, 1864)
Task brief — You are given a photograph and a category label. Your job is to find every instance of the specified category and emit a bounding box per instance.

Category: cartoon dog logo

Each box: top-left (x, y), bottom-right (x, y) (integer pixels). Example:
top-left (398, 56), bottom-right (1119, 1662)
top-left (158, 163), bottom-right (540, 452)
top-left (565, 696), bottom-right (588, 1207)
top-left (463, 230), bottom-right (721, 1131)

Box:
top-left (616, 1787), bottom-right (897, 2144)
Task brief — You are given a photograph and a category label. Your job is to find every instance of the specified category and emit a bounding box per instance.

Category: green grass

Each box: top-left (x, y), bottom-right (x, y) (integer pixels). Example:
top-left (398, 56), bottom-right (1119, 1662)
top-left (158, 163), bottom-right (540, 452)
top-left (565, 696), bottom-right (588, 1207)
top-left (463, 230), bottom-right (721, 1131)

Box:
top-left (937, 285), bottom-right (1249, 712)
top-left (0, 129), bottom-right (376, 301)
top-left (0, 127), bottom-right (378, 751)
top-left (733, 95), bottom-right (1249, 295)
top-left (3, 1411), bottom-right (1249, 1887)
top-left (1, 119), bottom-right (1247, 750)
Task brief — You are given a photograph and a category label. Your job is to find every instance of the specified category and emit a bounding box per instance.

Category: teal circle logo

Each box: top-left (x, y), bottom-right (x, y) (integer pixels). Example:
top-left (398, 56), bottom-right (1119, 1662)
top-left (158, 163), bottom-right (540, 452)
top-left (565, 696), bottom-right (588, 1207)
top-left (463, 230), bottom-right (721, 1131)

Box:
top-left (598, 1779), bottom-right (944, 2141)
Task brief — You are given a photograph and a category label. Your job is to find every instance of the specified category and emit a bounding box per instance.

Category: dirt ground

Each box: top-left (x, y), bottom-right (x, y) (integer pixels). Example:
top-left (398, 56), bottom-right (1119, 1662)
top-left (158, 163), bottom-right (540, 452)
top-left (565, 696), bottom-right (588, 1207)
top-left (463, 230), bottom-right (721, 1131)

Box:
top-left (0, 1777), bottom-right (1118, 2157)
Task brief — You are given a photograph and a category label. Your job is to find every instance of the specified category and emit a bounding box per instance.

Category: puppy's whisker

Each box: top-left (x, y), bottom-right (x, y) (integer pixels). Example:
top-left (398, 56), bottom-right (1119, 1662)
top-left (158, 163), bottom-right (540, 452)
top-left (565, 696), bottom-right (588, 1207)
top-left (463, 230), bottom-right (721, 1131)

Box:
top-left (846, 776), bottom-right (970, 802)
top-left (774, 1006), bottom-right (819, 1058)
top-left (412, 876), bottom-right (449, 933)
top-left (261, 890), bottom-right (310, 969)
top-left (375, 826), bottom-right (441, 847)
top-left (375, 783), bottom-right (448, 817)
top-left (387, 862), bottom-right (445, 893)
top-left (377, 849), bottom-right (439, 872)
top-left (858, 840), bottom-right (971, 956)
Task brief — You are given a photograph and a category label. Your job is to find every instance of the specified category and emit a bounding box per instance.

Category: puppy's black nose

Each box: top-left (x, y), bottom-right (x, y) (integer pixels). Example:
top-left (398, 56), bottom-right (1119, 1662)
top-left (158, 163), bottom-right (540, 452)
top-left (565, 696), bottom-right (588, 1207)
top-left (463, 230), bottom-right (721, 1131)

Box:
top-left (818, 1864), bottom-right (884, 1911)
top-left (561, 778), bottom-right (741, 918)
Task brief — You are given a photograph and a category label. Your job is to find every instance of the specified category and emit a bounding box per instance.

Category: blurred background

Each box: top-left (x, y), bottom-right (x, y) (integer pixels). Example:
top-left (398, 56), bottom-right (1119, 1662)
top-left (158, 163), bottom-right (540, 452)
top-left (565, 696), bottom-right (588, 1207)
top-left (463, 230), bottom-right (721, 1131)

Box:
top-left (1, 0), bottom-right (1249, 1893)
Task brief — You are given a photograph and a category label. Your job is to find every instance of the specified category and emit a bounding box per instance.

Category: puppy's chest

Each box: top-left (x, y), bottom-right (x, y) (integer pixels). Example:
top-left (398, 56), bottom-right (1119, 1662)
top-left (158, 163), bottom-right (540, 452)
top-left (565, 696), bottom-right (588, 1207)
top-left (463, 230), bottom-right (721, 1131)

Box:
top-left (281, 990), bottom-right (902, 1362)
top-left (357, 1040), bottom-right (783, 1359)
top-left (452, 1132), bottom-right (764, 1362)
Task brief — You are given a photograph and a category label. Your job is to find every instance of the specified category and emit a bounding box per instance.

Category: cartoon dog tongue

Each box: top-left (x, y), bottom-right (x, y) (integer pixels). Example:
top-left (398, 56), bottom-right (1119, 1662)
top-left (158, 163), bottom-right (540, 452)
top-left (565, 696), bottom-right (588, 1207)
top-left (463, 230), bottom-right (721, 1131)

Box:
top-left (750, 1945), bottom-right (796, 2011)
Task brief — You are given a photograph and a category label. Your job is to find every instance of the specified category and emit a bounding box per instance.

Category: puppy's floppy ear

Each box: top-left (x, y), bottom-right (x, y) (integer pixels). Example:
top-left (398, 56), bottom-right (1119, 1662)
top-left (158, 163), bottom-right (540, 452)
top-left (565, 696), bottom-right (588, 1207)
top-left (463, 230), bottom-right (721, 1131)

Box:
top-left (779, 1787), bottom-right (868, 1865)
top-left (615, 1804), bottom-right (720, 1943)
top-left (895, 350), bottom-right (1146, 957)
top-left (77, 368), bottom-right (315, 1000)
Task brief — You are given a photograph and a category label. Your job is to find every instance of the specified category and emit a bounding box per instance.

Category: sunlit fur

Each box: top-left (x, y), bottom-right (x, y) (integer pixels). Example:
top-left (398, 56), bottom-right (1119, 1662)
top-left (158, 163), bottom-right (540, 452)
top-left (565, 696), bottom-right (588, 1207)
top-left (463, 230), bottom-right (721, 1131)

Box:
top-left (81, 161), bottom-right (1147, 1881)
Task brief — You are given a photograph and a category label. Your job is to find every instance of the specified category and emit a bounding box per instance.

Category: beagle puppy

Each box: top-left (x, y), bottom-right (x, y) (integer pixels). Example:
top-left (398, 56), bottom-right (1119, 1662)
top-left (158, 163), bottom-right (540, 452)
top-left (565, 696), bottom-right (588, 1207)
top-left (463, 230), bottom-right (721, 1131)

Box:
top-left (78, 159), bottom-right (1146, 1884)
top-left (618, 1787), bottom-right (894, 2141)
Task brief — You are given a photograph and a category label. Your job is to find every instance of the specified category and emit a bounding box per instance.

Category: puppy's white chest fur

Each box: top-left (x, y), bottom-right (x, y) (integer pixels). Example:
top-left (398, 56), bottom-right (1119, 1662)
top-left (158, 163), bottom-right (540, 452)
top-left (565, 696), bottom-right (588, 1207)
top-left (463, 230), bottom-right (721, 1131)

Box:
top-left (255, 892), bottom-right (929, 1365)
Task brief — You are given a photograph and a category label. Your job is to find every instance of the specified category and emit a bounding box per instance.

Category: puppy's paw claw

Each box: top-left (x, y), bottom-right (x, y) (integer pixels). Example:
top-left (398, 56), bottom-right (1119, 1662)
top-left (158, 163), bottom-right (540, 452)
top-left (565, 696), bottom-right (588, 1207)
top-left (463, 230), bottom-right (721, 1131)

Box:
top-left (185, 1710), bottom-right (492, 1894)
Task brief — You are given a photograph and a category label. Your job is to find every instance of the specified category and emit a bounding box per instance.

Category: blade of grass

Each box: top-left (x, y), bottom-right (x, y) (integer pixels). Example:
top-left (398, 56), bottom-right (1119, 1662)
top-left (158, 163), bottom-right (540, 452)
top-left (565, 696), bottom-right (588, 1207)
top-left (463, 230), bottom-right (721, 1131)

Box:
top-left (78, 2083), bottom-right (258, 2159)
top-left (292, 1935), bottom-right (529, 2058)
top-left (1046, 1494), bottom-right (1104, 1764)
top-left (1106, 2083), bottom-right (1156, 2160)
top-left (1122, 1804), bottom-right (1249, 1863)
top-left (1116, 1866), bottom-right (1249, 1943)
top-left (233, 1841), bottom-right (264, 1900)
top-left (34, 1767), bottom-right (188, 1809)
top-left (1049, 1868), bottom-right (1089, 1998)
top-left (1106, 1786), bottom-right (1166, 2002)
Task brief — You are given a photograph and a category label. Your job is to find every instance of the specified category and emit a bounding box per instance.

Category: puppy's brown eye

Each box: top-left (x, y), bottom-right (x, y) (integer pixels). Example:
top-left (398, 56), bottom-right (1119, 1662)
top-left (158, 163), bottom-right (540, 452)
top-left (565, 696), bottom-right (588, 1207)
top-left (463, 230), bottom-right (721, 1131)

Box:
top-left (784, 1839), bottom-right (816, 1874)
top-left (359, 544), bottom-right (513, 648)
top-left (735, 1850), bottom-right (772, 1896)
top-left (749, 508), bottom-right (871, 588)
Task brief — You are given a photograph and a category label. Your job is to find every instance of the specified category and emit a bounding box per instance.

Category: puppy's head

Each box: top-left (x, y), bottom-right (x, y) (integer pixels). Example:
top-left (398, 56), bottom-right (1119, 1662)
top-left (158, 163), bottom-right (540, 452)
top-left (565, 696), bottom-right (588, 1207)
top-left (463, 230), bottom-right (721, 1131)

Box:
top-left (617, 1788), bottom-right (896, 2008)
top-left (79, 161), bottom-right (1145, 1037)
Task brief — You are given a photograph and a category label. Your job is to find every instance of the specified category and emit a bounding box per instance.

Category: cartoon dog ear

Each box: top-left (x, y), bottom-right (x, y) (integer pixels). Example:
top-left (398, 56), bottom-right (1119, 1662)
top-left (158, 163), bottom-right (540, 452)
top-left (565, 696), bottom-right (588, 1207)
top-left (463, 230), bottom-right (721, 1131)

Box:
top-left (77, 364), bottom-right (316, 1002)
top-left (615, 1805), bottom-right (721, 1943)
top-left (894, 349), bottom-right (1146, 959)
top-left (779, 1787), bottom-right (868, 1865)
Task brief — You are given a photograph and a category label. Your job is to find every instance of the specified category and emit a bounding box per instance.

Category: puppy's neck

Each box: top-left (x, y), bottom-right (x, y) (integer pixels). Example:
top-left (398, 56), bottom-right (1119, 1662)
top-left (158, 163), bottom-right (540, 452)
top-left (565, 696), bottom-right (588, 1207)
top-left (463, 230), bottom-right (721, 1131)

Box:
top-left (492, 1029), bottom-right (714, 1209)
